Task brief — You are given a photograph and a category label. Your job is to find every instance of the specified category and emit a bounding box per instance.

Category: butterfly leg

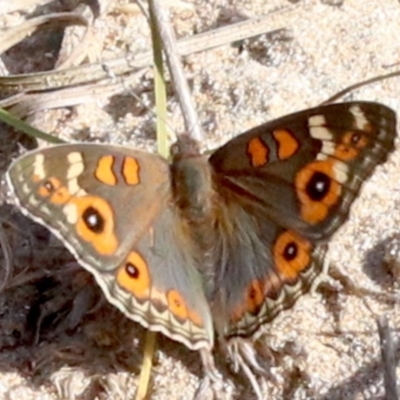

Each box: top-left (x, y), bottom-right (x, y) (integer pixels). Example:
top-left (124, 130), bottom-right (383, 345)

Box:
top-left (193, 349), bottom-right (224, 400)
top-left (226, 339), bottom-right (266, 399)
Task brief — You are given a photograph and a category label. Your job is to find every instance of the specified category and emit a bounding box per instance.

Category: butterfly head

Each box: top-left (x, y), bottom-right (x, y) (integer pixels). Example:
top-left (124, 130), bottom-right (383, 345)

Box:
top-left (171, 134), bottom-right (202, 161)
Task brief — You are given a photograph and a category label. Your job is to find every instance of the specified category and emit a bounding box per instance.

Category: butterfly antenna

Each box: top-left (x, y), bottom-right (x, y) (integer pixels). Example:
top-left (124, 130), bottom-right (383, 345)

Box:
top-left (320, 70), bottom-right (400, 105)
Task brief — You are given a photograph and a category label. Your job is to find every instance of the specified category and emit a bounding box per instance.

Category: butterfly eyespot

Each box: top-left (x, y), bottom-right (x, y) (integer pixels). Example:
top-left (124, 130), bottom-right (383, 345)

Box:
top-left (117, 252), bottom-right (151, 299)
top-left (230, 280), bottom-right (264, 322)
top-left (70, 196), bottom-right (118, 254)
top-left (167, 290), bottom-right (189, 320)
top-left (82, 206), bottom-right (105, 233)
top-left (37, 177), bottom-right (62, 197)
top-left (38, 181), bottom-right (55, 197)
top-left (168, 290), bottom-right (183, 307)
top-left (345, 130), bottom-right (367, 145)
top-left (44, 180), bottom-right (55, 192)
top-left (283, 241), bottom-right (298, 261)
top-left (334, 133), bottom-right (367, 161)
top-left (172, 296), bottom-right (182, 307)
top-left (125, 262), bottom-right (139, 279)
top-left (350, 132), bottom-right (362, 145)
top-left (274, 231), bottom-right (311, 281)
top-left (165, 290), bottom-right (203, 327)
top-left (305, 171), bottom-right (331, 201)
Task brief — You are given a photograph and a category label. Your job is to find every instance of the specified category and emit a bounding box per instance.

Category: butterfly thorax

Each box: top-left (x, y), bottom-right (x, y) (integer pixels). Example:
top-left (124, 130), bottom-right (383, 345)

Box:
top-left (170, 135), bottom-right (217, 223)
top-left (170, 136), bottom-right (220, 288)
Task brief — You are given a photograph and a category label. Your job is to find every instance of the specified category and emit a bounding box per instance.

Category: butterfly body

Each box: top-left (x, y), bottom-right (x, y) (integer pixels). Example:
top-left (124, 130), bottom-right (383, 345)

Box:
top-left (6, 102), bottom-right (397, 359)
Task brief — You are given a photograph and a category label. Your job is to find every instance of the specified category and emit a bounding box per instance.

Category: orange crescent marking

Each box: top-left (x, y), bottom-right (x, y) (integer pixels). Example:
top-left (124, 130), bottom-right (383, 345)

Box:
top-left (247, 137), bottom-right (269, 167)
top-left (272, 129), bottom-right (300, 160)
top-left (295, 160), bottom-right (341, 224)
top-left (122, 156), bottom-right (140, 185)
top-left (274, 230), bottom-right (311, 280)
top-left (117, 251), bottom-right (151, 299)
top-left (167, 290), bottom-right (189, 321)
top-left (342, 131), bottom-right (369, 147)
top-left (37, 177), bottom-right (62, 198)
top-left (95, 155), bottom-right (117, 186)
top-left (72, 196), bottom-right (118, 255)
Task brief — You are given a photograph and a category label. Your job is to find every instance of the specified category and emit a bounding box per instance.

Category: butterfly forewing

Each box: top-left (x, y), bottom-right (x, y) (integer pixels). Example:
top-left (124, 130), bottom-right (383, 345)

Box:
top-left (210, 102), bottom-right (396, 240)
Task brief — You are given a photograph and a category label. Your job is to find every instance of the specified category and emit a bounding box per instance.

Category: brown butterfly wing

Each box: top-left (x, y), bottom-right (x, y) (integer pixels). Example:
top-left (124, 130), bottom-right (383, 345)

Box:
top-left (7, 144), bottom-right (214, 350)
top-left (206, 194), bottom-right (328, 340)
top-left (208, 102), bottom-right (396, 339)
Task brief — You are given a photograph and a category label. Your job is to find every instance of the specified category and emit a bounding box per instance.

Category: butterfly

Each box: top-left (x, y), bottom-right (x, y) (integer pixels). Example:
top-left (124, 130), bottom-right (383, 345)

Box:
top-left (6, 101), bottom-right (396, 397)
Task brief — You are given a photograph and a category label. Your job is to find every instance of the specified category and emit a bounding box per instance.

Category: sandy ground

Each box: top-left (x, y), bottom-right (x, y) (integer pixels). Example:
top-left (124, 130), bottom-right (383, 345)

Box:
top-left (0, 0), bottom-right (400, 399)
